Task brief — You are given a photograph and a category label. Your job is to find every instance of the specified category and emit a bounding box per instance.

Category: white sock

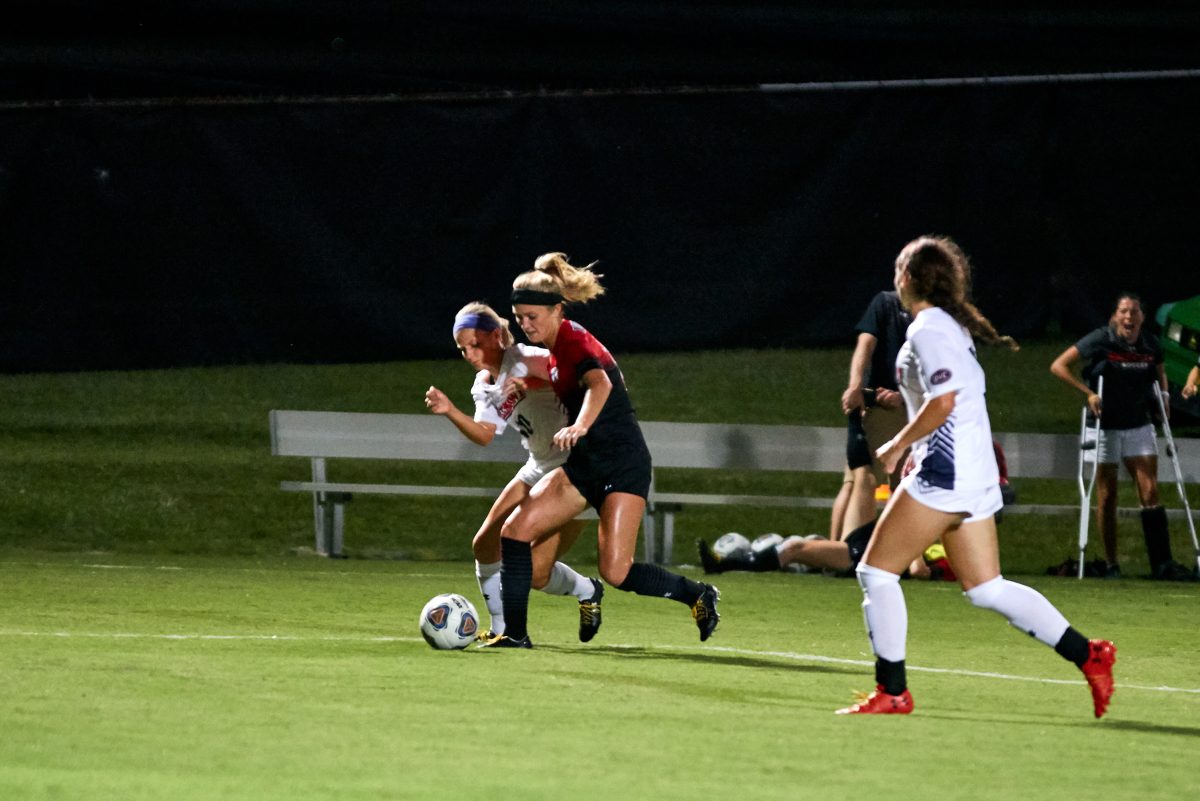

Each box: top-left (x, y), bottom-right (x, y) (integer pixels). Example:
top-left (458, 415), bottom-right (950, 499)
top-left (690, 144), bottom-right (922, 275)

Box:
top-left (541, 562), bottom-right (594, 599)
top-left (855, 562), bottom-right (907, 662)
top-left (965, 576), bottom-right (1070, 648)
top-left (475, 560), bottom-right (504, 635)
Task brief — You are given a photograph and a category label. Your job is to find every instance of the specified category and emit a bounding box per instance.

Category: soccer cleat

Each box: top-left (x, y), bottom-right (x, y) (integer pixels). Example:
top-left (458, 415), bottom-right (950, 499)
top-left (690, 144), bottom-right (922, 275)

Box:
top-left (1081, 639), bottom-right (1116, 718)
top-left (835, 685), bottom-right (914, 715)
top-left (479, 634), bottom-right (533, 649)
top-left (475, 630), bottom-right (500, 644)
top-left (579, 578), bottom-right (604, 643)
top-left (696, 539), bottom-right (725, 574)
top-left (1151, 560), bottom-right (1197, 582)
top-left (691, 583), bottom-right (721, 641)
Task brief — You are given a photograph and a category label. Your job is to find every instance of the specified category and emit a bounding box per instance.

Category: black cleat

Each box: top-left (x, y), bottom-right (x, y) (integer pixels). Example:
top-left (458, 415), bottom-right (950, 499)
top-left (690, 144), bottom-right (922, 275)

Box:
top-left (579, 578), bottom-right (604, 642)
top-left (1151, 560), bottom-right (1199, 582)
top-left (691, 583), bottom-right (721, 642)
top-left (696, 539), bottom-right (725, 574)
top-left (479, 634), bottom-right (533, 649)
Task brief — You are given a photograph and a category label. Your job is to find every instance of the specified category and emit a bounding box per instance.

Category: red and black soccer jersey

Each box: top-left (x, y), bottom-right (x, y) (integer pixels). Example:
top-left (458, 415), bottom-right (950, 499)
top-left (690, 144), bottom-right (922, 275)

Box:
top-left (548, 319), bottom-right (636, 427)
top-left (1075, 325), bottom-right (1163, 430)
top-left (548, 318), bottom-right (651, 507)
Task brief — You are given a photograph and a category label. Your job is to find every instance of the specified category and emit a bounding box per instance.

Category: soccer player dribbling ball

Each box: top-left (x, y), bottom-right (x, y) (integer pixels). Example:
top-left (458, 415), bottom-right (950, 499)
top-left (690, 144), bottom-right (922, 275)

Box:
top-left (483, 252), bottom-right (720, 649)
top-left (425, 302), bottom-right (604, 644)
top-left (839, 235), bottom-right (1116, 717)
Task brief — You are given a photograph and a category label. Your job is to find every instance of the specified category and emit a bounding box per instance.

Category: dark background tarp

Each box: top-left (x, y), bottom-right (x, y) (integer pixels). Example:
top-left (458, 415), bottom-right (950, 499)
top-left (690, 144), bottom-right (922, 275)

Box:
top-left (3, 4), bottom-right (1199, 372)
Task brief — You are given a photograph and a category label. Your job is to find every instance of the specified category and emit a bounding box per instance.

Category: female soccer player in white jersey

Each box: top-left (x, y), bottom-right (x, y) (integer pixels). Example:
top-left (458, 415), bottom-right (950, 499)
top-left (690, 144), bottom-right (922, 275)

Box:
top-left (424, 302), bottom-right (604, 643)
top-left (838, 236), bottom-right (1116, 717)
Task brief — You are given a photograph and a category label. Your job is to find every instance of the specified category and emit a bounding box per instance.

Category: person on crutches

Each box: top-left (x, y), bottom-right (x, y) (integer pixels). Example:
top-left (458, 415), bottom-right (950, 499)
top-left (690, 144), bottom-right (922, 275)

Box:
top-left (1050, 292), bottom-right (1196, 581)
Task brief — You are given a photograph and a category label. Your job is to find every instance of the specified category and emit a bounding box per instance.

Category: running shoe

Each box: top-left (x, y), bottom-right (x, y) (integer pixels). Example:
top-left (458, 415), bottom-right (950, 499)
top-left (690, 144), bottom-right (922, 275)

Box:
top-left (691, 583), bottom-right (721, 641)
top-left (479, 634), bottom-right (533, 649)
top-left (695, 540), bottom-right (724, 574)
top-left (835, 685), bottom-right (914, 715)
top-left (579, 578), bottom-right (604, 643)
top-left (1081, 639), bottom-right (1116, 718)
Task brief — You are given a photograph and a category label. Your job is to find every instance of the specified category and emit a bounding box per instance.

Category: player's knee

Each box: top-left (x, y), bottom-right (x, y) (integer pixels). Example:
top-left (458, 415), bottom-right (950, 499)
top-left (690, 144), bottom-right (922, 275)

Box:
top-left (855, 562), bottom-right (901, 591)
top-left (964, 575), bottom-right (1005, 610)
top-left (598, 559), bottom-right (630, 587)
top-left (778, 535), bottom-right (806, 560)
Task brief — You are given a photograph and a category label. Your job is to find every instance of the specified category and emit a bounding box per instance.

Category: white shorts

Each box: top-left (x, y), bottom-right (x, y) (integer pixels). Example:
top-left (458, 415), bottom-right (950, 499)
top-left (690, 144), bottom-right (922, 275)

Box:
top-left (1083, 423), bottom-right (1158, 465)
top-left (898, 472), bottom-right (1004, 523)
top-left (515, 451), bottom-right (569, 487)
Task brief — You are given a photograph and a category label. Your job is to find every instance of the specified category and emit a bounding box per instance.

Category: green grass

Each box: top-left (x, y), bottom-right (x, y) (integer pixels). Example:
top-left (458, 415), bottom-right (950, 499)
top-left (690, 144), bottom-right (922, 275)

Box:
top-left (0, 343), bottom-right (1196, 569)
top-left (1, 554), bottom-right (1197, 801)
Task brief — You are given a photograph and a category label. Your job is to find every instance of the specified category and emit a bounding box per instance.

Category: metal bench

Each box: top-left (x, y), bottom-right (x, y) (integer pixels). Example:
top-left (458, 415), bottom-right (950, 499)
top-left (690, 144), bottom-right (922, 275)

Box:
top-left (269, 411), bottom-right (849, 559)
top-left (270, 410), bottom-right (1199, 561)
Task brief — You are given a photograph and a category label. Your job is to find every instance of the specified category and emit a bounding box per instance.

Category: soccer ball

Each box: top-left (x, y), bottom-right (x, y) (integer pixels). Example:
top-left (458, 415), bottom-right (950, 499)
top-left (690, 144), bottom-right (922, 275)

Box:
top-left (712, 532), bottom-right (751, 560)
top-left (418, 593), bottom-right (480, 650)
top-left (751, 533), bottom-right (784, 553)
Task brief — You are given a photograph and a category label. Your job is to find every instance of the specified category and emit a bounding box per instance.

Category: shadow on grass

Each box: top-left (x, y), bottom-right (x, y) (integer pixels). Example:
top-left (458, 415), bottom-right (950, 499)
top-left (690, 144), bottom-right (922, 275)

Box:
top-left (1101, 719), bottom-right (1200, 738)
top-left (532, 642), bottom-right (863, 675)
top-left (914, 710), bottom-right (1200, 738)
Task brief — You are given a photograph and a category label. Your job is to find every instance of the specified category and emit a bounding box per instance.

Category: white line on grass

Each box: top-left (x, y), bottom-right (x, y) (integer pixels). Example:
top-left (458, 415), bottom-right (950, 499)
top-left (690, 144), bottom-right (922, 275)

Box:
top-left (12, 561), bottom-right (452, 579)
top-left (3, 629), bottom-right (1197, 695)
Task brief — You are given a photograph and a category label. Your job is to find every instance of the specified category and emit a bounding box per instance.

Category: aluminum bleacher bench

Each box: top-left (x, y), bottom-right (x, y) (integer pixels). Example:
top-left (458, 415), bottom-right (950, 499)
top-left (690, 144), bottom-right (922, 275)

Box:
top-left (270, 410), bottom-right (1198, 561)
top-left (269, 411), bottom-right (849, 559)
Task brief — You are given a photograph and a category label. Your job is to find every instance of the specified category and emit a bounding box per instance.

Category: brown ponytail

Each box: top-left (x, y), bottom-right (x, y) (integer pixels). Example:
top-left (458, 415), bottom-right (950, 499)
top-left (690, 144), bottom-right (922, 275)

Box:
top-left (898, 236), bottom-right (1019, 351)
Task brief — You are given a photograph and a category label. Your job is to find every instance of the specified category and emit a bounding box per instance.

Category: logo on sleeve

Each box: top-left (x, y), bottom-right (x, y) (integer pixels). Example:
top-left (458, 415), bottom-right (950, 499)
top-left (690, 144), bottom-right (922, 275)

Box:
top-left (930, 368), bottom-right (952, 385)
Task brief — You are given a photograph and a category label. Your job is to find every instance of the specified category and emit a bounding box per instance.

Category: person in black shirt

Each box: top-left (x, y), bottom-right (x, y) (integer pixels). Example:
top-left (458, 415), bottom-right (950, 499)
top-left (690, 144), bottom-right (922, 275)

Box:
top-left (834, 291), bottom-right (911, 540)
top-left (1050, 292), bottom-right (1194, 580)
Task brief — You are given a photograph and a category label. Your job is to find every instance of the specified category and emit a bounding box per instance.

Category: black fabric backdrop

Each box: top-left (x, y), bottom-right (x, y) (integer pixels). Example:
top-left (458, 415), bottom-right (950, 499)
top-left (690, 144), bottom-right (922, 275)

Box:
top-left (2, 5), bottom-right (1199, 372)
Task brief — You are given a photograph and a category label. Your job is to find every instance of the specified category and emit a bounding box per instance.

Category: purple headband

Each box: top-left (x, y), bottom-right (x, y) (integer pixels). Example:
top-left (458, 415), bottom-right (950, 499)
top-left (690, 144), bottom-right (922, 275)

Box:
top-left (452, 312), bottom-right (501, 336)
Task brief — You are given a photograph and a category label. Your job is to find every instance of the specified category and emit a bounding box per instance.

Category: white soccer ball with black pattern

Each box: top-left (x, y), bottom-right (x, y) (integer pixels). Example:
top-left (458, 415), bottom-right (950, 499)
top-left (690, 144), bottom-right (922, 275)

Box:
top-left (751, 533), bottom-right (784, 553)
top-left (711, 532), bottom-right (752, 560)
top-left (418, 593), bottom-right (480, 650)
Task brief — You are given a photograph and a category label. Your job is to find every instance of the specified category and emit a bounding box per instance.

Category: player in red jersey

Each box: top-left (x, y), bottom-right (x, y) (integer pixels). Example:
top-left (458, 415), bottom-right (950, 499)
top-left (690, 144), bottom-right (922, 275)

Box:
top-left (482, 253), bottom-right (719, 648)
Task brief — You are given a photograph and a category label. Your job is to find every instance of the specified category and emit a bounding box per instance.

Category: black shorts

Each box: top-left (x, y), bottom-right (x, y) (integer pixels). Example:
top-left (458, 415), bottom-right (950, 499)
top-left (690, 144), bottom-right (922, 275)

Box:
top-left (845, 410), bottom-right (872, 470)
top-left (843, 522), bottom-right (875, 568)
top-left (562, 419), bottom-right (652, 510)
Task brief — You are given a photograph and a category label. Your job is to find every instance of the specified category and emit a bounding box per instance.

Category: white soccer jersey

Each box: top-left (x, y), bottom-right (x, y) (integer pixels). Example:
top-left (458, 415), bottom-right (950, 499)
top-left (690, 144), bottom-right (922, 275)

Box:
top-left (895, 306), bottom-right (999, 492)
top-left (471, 343), bottom-right (567, 467)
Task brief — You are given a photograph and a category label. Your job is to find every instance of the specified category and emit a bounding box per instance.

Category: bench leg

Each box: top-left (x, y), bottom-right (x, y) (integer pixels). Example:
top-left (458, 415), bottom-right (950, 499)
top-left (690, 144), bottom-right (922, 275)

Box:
top-left (662, 511), bottom-right (675, 565)
top-left (643, 510), bottom-right (658, 564)
top-left (314, 492), bottom-right (350, 558)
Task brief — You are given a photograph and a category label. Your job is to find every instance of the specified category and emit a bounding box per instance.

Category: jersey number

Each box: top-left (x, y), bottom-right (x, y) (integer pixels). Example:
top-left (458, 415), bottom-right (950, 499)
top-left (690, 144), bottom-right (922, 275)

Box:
top-left (516, 414), bottom-right (534, 438)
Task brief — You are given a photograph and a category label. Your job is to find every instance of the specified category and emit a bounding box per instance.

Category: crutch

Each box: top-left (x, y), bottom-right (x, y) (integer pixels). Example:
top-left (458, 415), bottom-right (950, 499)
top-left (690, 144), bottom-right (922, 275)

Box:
top-left (1151, 384), bottom-right (1200, 576)
top-left (1076, 376), bottom-right (1103, 579)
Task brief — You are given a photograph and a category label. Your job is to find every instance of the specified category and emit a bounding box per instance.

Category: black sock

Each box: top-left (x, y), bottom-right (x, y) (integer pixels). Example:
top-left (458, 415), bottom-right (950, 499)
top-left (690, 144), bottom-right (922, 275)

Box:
top-left (876, 657), bottom-right (907, 695)
top-left (1141, 506), bottom-right (1174, 570)
top-left (753, 547), bottom-right (781, 571)
top-left (500, 538), bottom-right (533, 640)
top-left (617, 562), bottom-right (704, 605)
top-left (1054, 626), bottom-right (1091, 667)
top-left (719, 550), bottom-right (779, 572)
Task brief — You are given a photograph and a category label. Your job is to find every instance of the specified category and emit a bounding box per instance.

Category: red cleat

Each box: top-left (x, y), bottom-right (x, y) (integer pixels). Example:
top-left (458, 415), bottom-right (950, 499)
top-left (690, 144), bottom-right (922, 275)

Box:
top-left (835, 685), bottom-right (914, 715)
top-left (1081, 639), bottom-right (1116, 718)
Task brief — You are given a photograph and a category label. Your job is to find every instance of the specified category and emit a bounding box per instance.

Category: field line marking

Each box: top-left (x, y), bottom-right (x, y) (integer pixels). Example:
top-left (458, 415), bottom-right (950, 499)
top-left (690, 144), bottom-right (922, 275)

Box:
top-left (9, 561), bottom-right (452, 578)
top-left (2, 629), bottom-right (1197, 695)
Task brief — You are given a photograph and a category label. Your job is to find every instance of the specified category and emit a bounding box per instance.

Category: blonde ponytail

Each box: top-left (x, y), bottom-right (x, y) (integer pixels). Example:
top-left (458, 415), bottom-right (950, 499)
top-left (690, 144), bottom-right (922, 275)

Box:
top-left (513, 252), bottom-right (605, 305)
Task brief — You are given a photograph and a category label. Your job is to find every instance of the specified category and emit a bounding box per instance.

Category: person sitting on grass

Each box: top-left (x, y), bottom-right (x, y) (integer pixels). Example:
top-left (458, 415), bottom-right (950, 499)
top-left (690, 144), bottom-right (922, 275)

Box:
top-left (700, 441), bottom-right (1014, 581)
top-left (697, 521), bottom-right (956, 580)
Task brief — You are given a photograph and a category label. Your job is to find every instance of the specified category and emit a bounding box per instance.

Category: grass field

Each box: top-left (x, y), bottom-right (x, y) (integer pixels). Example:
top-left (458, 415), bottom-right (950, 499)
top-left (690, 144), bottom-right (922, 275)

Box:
top-left (2, 554), bottom-right (1197, 801)
top-left (1, 346), bottom-right (1198, 799)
